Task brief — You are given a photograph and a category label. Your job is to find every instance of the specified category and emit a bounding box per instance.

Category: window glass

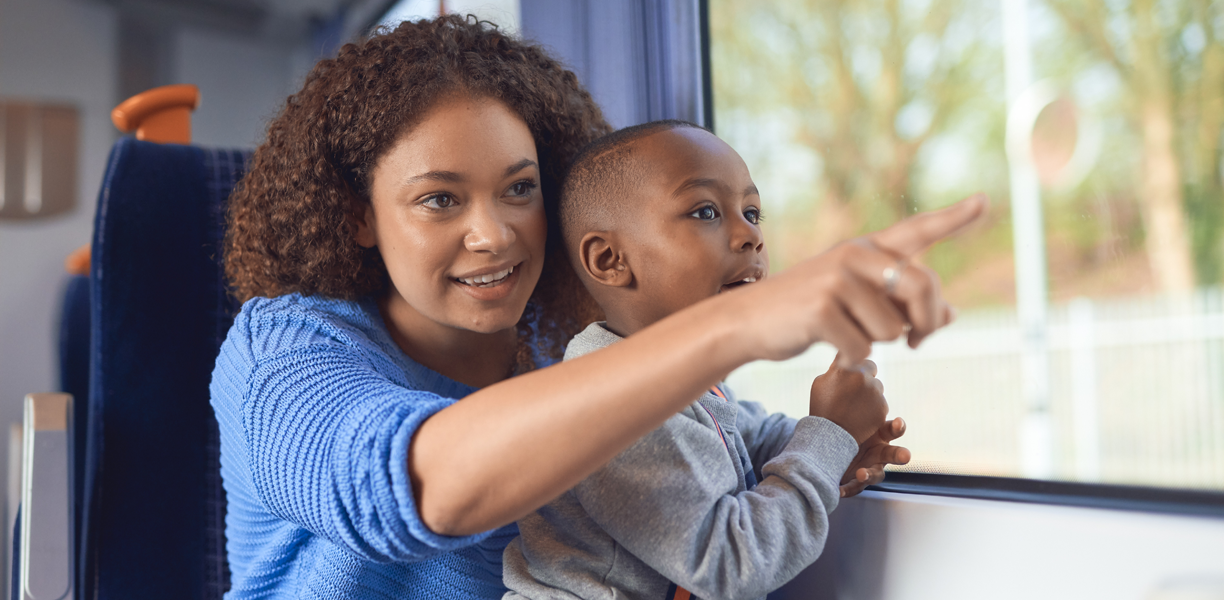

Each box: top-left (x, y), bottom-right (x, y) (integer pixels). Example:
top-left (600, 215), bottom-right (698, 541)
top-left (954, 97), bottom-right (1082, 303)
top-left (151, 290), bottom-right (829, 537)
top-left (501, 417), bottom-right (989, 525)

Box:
top-left (714, 0), bottom-right (1224, 490)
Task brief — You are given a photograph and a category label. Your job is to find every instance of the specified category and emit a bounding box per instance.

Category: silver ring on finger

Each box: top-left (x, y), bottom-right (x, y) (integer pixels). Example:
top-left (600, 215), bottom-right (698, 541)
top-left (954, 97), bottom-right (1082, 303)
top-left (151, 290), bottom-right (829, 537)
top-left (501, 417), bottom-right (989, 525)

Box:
top-left (882, 259), bottom-right (907, 295)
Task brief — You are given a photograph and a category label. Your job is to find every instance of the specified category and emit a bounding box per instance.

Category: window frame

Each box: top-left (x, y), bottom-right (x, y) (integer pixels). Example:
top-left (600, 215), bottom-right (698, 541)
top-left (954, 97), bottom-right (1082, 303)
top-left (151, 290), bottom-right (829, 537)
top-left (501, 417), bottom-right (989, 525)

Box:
top-left (870, 473), bottom-right (1224, 518)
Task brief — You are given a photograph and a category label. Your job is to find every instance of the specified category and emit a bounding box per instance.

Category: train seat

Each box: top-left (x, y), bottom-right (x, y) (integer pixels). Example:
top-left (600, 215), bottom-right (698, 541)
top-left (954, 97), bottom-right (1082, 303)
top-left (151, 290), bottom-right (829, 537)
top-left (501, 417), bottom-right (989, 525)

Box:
top-left (15, 84), bottom-right (251, 599)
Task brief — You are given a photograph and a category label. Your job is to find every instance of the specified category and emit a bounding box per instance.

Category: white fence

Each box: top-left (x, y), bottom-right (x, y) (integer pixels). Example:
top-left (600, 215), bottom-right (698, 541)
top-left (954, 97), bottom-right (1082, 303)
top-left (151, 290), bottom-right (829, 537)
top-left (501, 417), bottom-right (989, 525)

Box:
top-left (726, 288), bottom-right (1224, 491)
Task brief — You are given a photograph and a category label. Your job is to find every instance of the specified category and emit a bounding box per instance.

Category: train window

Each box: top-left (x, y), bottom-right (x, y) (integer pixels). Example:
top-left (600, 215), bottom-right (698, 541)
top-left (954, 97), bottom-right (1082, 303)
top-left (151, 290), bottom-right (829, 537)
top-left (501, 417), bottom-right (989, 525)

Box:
top-left (713, 0), bottom-right (1224, 495)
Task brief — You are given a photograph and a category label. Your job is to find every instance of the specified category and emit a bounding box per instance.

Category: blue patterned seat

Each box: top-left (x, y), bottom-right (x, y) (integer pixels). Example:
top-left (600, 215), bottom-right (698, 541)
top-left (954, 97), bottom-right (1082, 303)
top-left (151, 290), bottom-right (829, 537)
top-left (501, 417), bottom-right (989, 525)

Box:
top-left (77, 138), bottom-right (250, 599)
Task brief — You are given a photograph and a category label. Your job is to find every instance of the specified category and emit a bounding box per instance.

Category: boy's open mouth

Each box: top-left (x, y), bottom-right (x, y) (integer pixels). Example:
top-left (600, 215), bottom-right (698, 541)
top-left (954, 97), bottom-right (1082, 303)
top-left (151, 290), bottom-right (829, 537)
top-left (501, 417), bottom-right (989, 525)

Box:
top-left (455, 264), bottom-right (516, 288)
top-left (719, 269), bottom-right (764, 293)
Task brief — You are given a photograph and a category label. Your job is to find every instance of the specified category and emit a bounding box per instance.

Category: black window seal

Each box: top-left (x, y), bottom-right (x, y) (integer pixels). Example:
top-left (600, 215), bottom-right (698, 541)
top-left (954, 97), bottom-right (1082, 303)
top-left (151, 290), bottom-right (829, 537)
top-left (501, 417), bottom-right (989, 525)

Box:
top-left (698, 0), bottom-right (715, 133)
top-left (869, 471), bottom-right (1224, 519)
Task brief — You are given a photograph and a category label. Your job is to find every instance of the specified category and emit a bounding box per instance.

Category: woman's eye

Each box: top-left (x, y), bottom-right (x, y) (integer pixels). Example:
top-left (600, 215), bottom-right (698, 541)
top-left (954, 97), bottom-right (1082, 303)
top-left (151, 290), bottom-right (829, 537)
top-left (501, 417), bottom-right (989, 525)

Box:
top-left (745, 208), bottom-right (763, 224)
top-left (509, 180), bottom-right (537, 197)
top-left (690, 206), bottom-right (719, 221)
top-left (422, 194), bottom-right (457, 209)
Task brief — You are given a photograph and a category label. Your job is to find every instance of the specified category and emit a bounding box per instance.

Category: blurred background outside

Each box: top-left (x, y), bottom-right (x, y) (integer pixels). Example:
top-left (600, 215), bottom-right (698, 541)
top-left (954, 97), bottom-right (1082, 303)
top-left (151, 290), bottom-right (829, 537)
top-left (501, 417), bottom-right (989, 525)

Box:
top-left (714, 0), bottom-right (1224, 491)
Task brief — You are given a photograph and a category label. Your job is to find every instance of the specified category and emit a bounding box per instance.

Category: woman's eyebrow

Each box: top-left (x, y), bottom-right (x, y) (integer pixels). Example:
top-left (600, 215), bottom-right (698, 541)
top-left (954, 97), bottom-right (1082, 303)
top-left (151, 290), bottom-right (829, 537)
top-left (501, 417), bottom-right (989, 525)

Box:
top-left (744, 184), bottom-right (760, 197)
top-left (401, 159), bottom-right (536, 187)
top-left (504, 158), bottom-right (538, 177)
top-left (403, 170), bottom-right (465, 186)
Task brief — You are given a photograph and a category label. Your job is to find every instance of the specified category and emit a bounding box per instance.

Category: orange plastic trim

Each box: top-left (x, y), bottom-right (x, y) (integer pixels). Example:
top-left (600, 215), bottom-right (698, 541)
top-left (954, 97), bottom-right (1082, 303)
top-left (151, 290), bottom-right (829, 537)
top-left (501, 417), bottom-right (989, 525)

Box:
top-left (65, 244), bottom-right (90, 276)
top-left (110, 84), bottom-right (200, 144)
top-left (72, 84), bottom-right (201, 273)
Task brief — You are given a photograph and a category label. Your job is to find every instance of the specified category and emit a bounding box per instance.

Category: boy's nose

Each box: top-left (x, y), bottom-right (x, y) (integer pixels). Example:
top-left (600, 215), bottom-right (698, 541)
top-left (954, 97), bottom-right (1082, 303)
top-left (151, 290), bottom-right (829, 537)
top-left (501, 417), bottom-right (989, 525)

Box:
top-left (732, 218), bottom-right (765, 253)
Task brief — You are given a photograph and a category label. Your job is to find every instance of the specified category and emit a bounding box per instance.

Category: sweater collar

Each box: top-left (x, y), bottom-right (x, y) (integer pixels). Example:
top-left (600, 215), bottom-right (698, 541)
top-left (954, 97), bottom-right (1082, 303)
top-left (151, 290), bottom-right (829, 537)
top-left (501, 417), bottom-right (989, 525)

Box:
top-left (563, 322), bottom-right (623, 362)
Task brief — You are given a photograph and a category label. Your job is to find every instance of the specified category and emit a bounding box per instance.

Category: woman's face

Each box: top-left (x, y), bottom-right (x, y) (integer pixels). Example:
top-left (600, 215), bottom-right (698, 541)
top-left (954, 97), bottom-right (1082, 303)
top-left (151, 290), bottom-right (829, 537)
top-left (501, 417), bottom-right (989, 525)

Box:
top-left (358, 96), bottom-right (547, 336)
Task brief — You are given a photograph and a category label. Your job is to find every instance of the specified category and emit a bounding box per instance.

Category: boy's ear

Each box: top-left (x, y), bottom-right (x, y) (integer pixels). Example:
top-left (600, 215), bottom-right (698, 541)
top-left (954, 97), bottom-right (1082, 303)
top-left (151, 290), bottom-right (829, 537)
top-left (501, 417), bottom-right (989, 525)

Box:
top-left (579, 231), bottom-right (633, 288)
top-left (354, 204), bottom-right (377, 249)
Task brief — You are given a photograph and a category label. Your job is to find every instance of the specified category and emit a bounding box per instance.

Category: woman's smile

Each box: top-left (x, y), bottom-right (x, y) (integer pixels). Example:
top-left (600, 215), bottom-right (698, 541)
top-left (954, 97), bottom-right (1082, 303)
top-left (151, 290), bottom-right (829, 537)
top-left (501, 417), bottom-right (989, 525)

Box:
top-left (452, 261), bottom-right (524, 301)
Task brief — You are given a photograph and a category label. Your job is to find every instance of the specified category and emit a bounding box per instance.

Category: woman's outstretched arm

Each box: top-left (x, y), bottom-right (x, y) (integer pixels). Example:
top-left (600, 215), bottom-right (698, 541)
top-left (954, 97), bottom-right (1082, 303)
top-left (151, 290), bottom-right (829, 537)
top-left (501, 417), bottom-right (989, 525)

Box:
top-left (410, 193), bottom-right (987, 535)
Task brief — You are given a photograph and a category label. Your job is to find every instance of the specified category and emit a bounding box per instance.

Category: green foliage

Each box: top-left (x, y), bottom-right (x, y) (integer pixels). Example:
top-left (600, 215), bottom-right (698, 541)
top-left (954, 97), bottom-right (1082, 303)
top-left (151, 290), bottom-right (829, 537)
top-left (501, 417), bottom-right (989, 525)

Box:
top-left (1187, 182), bottom-right (1224, 284)
top-left (712, 0), bottom-right (1224, 301)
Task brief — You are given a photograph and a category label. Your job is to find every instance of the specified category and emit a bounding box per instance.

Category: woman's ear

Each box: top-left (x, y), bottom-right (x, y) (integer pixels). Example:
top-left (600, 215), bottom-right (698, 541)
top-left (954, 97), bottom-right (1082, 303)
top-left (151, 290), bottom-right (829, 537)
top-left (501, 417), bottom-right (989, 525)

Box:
top-left (579, 231), bottom-right (633, 288)
top-left (354, 204), bottom-right (377, 248)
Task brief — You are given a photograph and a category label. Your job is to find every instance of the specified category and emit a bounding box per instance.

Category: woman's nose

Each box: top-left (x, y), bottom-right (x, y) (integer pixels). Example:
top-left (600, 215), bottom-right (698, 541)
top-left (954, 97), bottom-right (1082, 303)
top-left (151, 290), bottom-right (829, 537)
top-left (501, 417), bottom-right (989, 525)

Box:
top-left (463, 202), bottom-right (516, 254)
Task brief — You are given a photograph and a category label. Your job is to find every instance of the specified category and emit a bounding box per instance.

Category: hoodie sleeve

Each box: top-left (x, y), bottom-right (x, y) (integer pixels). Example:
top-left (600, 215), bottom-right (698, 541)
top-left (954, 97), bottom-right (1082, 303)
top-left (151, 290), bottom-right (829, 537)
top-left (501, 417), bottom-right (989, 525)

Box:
top-left (572, 410), bottom-right (857, 600)
top-left (732, 396), bottom-right (800, 479)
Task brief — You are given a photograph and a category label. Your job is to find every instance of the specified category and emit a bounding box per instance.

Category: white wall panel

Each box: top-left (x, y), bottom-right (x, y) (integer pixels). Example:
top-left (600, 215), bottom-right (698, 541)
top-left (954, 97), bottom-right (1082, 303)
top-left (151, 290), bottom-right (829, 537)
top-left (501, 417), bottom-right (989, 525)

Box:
top-left (776, 491), bottom-right (1224, 599)
top-left (174, 28), bottom-right (304, 149)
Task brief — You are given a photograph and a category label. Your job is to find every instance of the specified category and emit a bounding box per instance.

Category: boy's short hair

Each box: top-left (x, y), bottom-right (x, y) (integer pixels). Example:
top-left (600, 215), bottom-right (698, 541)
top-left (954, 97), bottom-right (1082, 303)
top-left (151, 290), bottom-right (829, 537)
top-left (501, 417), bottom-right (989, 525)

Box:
top-left (559, 119), bottom-right (708, 251)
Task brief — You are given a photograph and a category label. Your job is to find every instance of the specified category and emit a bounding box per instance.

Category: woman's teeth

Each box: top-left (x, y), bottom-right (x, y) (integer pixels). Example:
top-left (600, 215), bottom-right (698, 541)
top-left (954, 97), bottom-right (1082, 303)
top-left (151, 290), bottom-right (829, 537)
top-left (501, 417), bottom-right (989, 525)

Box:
top-left (458, 265), bottom-right (514, 287)
top-left (741, 277), bottom-right (757, 283)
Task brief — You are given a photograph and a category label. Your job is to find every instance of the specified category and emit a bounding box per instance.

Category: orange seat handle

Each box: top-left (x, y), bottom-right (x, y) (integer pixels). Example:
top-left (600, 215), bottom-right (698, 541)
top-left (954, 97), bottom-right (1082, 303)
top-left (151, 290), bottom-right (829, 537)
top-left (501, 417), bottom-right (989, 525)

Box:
top-left (68, 85), bottom-right (201, 274)
top-left (110, 84), bottom-right (200, 145)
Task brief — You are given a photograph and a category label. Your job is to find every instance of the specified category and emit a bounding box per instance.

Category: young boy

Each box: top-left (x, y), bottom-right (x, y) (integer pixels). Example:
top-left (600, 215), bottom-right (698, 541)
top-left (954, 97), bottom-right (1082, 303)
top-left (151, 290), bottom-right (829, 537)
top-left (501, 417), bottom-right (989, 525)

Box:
top-left (502, 120), bottom-right (903, 600)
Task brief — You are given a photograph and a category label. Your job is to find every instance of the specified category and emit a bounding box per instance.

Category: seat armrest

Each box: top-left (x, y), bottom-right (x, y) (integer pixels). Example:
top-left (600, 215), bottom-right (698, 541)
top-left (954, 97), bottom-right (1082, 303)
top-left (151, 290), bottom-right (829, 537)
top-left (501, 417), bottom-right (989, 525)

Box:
top-left (17, 394), bottom-right (73, 600)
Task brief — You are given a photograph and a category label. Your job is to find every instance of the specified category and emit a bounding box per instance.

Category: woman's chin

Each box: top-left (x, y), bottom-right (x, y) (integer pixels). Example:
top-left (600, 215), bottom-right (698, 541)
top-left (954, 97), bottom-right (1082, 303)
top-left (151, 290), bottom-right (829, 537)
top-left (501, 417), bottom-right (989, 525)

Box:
top-left (456, 318), bottom-right (524, 336)
top-left (451, 298), bottom-right (533, 335)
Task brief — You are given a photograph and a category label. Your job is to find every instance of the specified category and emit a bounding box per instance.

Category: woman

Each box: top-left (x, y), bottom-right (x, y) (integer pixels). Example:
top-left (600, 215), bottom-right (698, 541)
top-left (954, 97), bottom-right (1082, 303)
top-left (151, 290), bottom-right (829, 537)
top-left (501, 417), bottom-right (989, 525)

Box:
top-left (214, 15), bottom-right (984, 599)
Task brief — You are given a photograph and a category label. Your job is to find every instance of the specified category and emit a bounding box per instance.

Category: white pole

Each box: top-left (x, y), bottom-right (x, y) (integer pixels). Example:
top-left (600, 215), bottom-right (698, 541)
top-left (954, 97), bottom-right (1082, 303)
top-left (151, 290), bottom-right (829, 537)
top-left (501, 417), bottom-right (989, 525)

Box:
top-left (1069, 297), bottom-right (1100, 481)
top-left (1002, 0), bottom-right (1054, 479)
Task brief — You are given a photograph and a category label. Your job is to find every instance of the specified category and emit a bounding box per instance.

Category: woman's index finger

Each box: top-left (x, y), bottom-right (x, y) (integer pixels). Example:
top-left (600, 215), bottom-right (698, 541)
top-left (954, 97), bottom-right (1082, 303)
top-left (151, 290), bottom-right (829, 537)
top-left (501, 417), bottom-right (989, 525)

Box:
top-left (868, 193), bottom-right (989, 257)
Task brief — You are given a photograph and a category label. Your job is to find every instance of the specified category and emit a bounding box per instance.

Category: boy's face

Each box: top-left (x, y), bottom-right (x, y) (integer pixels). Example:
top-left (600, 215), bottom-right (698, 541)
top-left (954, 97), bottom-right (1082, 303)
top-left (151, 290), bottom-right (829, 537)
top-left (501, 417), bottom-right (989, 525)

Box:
top-left (611, 128), bottom-right (768, 332)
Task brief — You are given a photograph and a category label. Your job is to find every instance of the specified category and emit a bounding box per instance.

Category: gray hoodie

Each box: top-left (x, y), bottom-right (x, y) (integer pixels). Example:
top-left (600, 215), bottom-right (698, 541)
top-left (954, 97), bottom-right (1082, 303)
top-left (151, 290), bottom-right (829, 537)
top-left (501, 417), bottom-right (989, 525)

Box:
top-left (503, 323), bottom-right (858, 600)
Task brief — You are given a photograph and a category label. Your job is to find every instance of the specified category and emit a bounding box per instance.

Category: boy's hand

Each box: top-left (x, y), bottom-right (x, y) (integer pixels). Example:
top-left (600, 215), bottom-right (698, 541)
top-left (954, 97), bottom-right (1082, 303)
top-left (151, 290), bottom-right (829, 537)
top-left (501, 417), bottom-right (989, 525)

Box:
top-left (808, 355), bottom-right (888, 444)
top-left (839, 418), bottom-right (911, 498)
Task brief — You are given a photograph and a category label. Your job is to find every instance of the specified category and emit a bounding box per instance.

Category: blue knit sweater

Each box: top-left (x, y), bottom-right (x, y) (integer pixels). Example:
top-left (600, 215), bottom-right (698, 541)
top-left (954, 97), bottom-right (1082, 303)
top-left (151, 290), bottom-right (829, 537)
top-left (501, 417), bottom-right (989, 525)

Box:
top-left (210, 293), bottom-right (532, 599)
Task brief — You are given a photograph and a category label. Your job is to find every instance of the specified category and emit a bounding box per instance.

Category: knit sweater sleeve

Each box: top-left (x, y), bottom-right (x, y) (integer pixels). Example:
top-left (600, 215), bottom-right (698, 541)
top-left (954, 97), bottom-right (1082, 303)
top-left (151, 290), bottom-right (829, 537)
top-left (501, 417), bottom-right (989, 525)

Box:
top-left (571, 413), bottom-right (858, 600)
top-left (240, 340), bottom-right (491, 563)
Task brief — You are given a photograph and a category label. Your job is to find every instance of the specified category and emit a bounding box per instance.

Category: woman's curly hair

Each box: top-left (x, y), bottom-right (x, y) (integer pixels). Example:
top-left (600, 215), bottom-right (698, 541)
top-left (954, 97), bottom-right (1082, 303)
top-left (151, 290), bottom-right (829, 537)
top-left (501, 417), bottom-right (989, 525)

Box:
top-left (225, 15), bottom-right (609, 371)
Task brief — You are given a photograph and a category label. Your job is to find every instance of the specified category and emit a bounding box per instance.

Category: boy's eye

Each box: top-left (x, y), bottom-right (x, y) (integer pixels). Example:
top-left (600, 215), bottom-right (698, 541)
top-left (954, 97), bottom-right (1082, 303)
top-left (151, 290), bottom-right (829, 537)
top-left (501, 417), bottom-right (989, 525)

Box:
top-left (744, 207), bottom-right (763, 224)
top-left (422, 194), bottom-right (457, 209)
top-left (690, 205), bottom-right (719, 221)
